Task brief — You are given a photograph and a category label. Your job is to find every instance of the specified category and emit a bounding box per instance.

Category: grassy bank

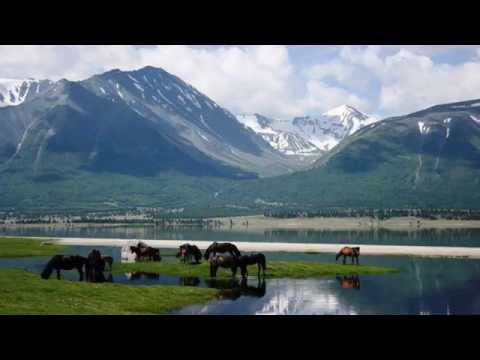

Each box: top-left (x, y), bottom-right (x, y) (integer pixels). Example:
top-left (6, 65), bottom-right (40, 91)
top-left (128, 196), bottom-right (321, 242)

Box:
top-left (113, 259), bottom-right (398, 279)
top-left (0, 237), bottom-right (68, 257)
top-left (0, 269), bottom-right (217, 315)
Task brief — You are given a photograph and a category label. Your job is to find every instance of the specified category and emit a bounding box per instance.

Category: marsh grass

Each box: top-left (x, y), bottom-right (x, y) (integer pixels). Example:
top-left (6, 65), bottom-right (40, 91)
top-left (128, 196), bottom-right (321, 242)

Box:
top-left (0, 269), bottom-right (217, 315)
top-left (0, 237), bottom-right (68, 257)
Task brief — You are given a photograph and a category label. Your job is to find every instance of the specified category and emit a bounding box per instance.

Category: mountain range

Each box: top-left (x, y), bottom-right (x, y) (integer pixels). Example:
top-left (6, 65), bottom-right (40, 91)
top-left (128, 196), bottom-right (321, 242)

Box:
top-left (1, 66), bottom-right (480, 214)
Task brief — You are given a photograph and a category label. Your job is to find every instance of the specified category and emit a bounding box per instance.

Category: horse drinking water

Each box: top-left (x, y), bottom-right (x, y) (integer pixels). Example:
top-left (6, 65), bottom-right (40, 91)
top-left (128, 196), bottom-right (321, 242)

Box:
top-left (237, 253), bottom-right (267, 278)
top-left (209, 255), bottom-right (240, 277)
top-left (336, 246), bottom-right (360, 265)
top-left (41, 255), bottom-right (87, 280)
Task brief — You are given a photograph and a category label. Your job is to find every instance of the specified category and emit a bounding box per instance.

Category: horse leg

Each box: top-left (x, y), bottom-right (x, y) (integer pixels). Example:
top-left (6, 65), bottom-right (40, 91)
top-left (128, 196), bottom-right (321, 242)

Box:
top-left (356, 256), bottom-right (360, 265)
top-left (78, 267), bottom-right (84, 281)
top-left (343, 255), bottom-right (346, 265)
top-left (57, 269), bottom-right (61, 280)
top-left (351, 256), bottom-right (354, 265)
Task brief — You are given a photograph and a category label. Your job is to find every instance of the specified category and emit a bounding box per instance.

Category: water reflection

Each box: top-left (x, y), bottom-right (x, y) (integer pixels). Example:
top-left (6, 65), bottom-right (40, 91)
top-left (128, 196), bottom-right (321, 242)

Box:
top-left (126, 271), bottom-right (160, 280)
top-left (336, 275), bottom-right (361, 290)
top-left (4, 225), bottom-right (480, 247)
top-left (206, 277), bottom-right (266, 300)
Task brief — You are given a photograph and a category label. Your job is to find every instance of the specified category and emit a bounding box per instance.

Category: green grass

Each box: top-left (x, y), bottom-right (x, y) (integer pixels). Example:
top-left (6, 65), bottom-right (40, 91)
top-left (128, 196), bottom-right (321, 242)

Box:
top-left (0, 269), bottom-right (217, 315)
top-left (0, 237), bottom-right (68, 257)
top-left (113, 259), bottom-right (398, 279)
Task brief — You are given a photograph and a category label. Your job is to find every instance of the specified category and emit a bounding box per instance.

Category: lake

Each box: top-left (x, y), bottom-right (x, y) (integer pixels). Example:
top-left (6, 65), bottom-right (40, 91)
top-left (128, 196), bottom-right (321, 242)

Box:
top-left (1, 225), bottom-right (480, 314)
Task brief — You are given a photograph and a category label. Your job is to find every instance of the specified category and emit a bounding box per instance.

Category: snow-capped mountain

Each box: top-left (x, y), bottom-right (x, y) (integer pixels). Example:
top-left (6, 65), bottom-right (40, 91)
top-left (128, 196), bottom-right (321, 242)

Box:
top-left (236, 105), bottom-right (378, 157)
top-left (0, 78), bottom-right (53, 107)
top-left (236, 114), bottom-right (320, 156)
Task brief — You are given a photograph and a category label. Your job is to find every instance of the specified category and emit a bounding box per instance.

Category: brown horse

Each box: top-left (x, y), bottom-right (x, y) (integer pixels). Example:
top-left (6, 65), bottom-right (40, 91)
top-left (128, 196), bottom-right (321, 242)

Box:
top-left (41, 255), bottom-right (86, 280)
top-left (336, 275), bottom-right (361, 289)
top-left (336, 246), bottom-right (360, 265)
top-left (204, 242), bottom-right (241, 260)
top-left (130, 244), bottom-right (161, 262)
top-left (209, 255), bottom-right (239, 277)
top-left (237, 253), bottom-right (266, 277)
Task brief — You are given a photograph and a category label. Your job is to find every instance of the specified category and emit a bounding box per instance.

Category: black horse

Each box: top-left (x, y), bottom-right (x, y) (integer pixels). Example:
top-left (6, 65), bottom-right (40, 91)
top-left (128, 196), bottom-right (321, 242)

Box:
top-left (101, 255), bottom-right (114, 271)
top-left (85, 249), bottom-right (107, 282)
top-left (209, 255), bottom-right (239, 277)
top-left (204, 242), bottom-right (241, 260)
top-left (176, 243), bottom-right (202, 264)
top-left (41, 255), bottom-right (87, 280)
top-left (237, 253), bottom-right (267, 277)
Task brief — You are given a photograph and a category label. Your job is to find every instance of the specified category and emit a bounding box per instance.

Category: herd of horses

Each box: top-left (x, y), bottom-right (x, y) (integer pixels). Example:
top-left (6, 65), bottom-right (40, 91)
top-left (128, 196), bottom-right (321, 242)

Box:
top-left (40, 240), bottom-right (361, 285)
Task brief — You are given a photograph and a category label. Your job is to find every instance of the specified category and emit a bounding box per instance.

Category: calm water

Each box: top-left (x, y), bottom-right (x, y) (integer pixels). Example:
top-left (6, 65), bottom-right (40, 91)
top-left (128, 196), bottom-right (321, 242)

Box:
top-left (3, 225), bottom-right (480, 246)
top-left (2, 226), bottom-right (480, 314)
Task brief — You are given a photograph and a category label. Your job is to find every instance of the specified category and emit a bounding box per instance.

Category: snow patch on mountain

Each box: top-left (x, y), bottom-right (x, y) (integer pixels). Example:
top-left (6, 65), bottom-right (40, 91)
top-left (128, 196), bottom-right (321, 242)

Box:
top-left (0, 79), bottom-right (39, 107)
top-left (237, 105), bottom-right (378, 156)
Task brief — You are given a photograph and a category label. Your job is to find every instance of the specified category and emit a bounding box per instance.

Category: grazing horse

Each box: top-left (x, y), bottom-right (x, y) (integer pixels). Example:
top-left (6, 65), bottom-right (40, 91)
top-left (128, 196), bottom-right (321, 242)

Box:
top-left (336, 275), bottom-right (361, 289)
top-left (336, 246), bottom-right (360, 265)
top-left (41, 255), bottom-right (86, 280)
top-left (204, 242), bottom-right (241, 260)
top-left (237, 253), bottom-right (267, 278)
top-left (130, 244), bottom-right (161, 262)
top-left (209, 255), bottom-right (239, 277)
top-left (176, 243), bottom-right (202, 264)
top-left (85, 249), bottom-right (106, 282)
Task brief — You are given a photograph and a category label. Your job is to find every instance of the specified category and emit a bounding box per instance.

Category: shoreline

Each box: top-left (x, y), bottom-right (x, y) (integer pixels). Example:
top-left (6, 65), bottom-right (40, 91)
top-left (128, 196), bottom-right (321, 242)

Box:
top-left (8, 236), bottom-right (480, 259)
top-left (2, 215), bottom-right (480, 231)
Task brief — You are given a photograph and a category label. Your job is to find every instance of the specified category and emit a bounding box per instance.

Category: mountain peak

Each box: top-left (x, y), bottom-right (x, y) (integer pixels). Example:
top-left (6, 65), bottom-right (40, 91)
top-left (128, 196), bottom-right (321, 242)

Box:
top-left (323, 104), bottom-right (361, 117)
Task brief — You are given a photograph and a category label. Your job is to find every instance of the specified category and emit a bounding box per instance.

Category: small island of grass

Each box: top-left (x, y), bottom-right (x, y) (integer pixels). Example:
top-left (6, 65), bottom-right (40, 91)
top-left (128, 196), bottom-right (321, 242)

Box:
top-left (0, 237), bottom-right (69, 257)
top-left (113, 259), bottom-right (398, 279)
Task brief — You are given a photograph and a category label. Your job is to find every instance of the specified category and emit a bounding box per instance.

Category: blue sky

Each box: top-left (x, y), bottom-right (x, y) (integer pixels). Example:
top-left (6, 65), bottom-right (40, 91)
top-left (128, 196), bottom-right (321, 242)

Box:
top-left (1, 45), bottom-right (479, 119)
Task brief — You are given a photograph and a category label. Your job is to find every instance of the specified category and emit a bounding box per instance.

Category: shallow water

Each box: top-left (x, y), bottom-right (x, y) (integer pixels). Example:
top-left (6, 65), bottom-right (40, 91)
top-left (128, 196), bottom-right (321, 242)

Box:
top-left (1, 244), bottom-right (480, 314)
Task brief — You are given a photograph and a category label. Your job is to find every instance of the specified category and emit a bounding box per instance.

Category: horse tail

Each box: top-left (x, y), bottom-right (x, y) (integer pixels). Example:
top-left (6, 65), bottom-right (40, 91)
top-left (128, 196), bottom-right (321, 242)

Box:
top-left (41, 255), bottom-right (58, 279)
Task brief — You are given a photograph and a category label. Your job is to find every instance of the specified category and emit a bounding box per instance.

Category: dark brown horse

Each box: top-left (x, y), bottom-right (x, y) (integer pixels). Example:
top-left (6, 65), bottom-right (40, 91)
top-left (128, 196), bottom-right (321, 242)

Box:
top-left (130, 244), bottom-right (161, 262)
top-left (85, 249), bottom-right (106, 282)
top-left (204, 242), bottom-right (241, 260)
top-left (41, 255), bottom-right (86, 280)
top-left (336, 275), bottom-right (361, 289)
top-left (336, 246), bottom-right (360, 265)
top-left (237, 253), bottom-right (266, 277)
top-left (209, 255), bottom-right (239, 277)
top-left (101, 255), bottom-right (114, 271)
top-left (176, 243), bottom-right (202, 264)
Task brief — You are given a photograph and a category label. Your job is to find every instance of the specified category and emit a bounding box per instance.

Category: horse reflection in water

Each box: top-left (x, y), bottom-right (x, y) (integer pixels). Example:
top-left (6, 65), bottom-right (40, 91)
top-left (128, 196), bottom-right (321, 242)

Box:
top-left (126, 272), bottom-right (161, 280)
top-left (178, 277), bottom-right (201, 287)
top-left (336, 275), bottom-right (361, 290)
top-left (206, 277), bottom-right (266, 300)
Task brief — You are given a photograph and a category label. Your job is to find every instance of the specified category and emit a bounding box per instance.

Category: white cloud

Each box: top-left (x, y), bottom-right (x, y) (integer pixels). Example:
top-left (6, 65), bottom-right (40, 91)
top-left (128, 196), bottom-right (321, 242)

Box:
top-left (1, 45), bottom-right (480, 119)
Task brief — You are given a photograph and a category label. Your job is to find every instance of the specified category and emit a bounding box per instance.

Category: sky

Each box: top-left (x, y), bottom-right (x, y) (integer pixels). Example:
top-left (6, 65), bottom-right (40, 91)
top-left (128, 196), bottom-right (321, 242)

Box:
top-left (1, 45), bottom-right (480, 119)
